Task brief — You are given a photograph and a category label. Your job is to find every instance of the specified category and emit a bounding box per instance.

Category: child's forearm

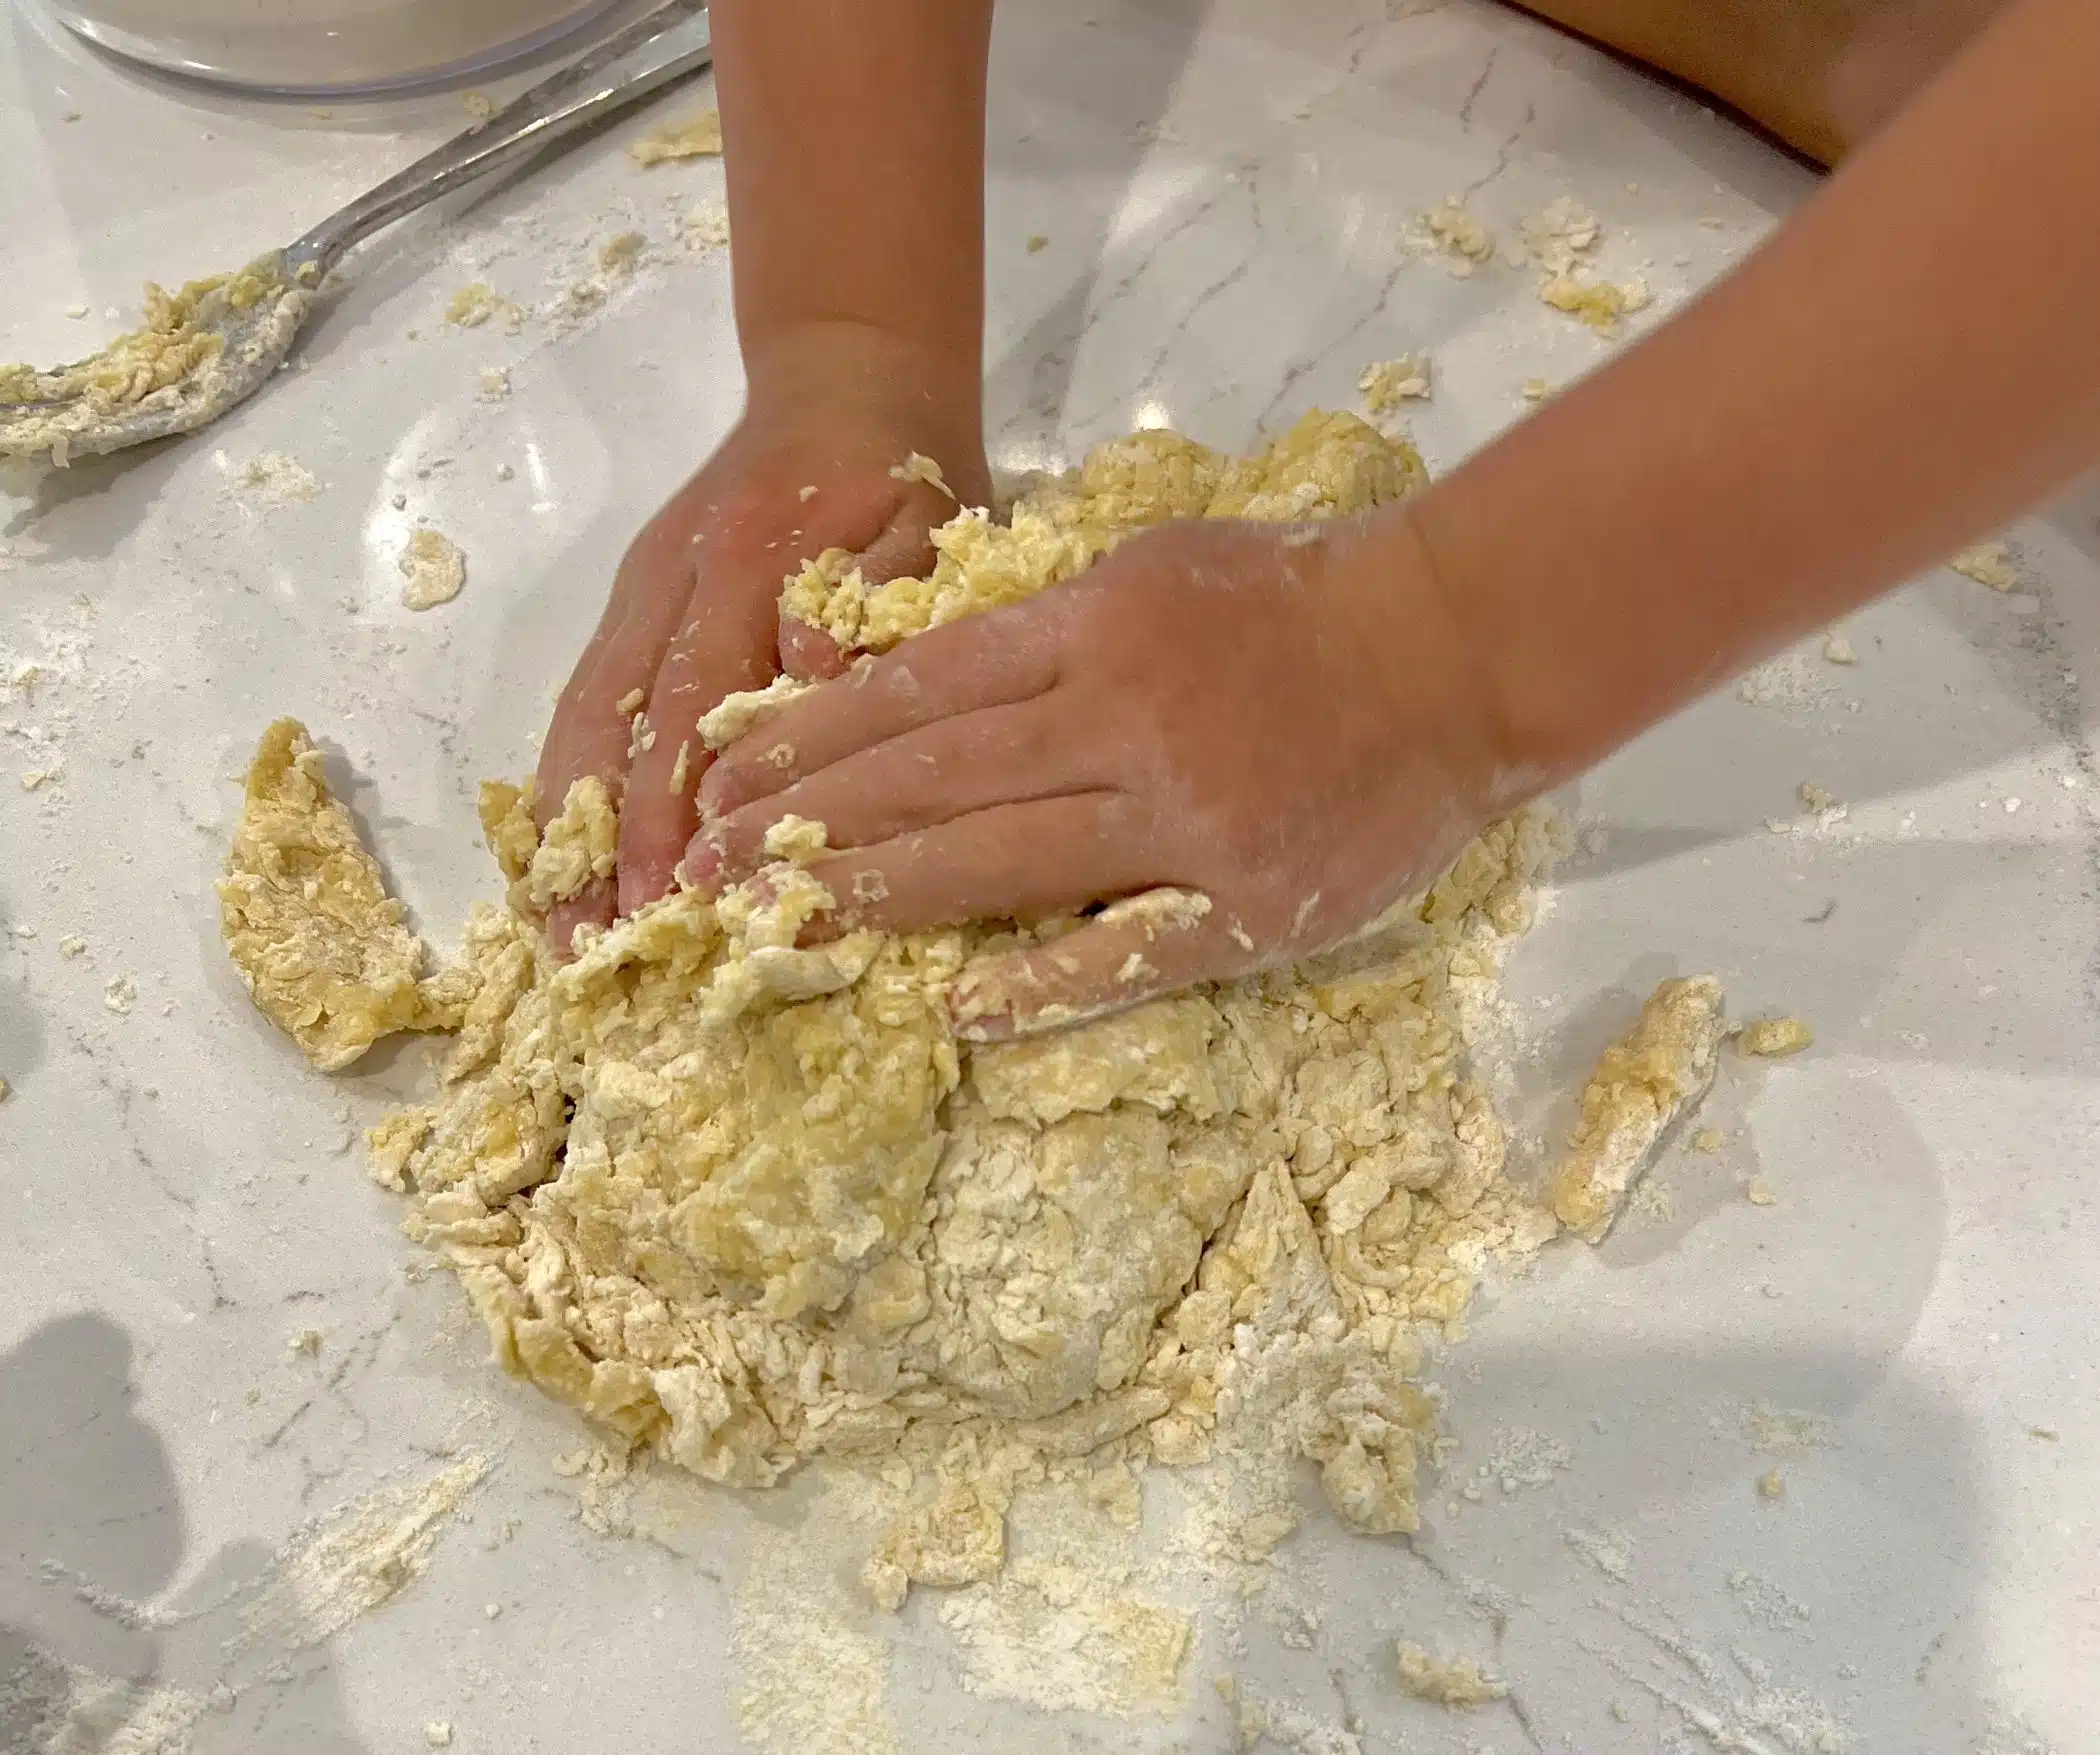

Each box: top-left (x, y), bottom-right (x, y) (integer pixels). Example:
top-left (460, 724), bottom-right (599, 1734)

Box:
top-left (1409, 0), bottom-right (2100, 782)
top-left (714, 0), bottom-right (993, 406)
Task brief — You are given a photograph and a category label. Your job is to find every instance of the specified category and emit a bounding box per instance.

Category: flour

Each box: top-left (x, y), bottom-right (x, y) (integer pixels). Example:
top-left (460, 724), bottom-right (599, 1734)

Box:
top-left (235, 1454), bottom-right (488, 1651)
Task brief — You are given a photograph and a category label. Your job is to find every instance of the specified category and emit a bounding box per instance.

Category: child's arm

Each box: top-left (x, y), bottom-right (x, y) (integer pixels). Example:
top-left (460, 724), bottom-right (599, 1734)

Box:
top-left (533, 0), bottom-right (993, 951)
top-left (692, 0), bottom-right (2100, 1033)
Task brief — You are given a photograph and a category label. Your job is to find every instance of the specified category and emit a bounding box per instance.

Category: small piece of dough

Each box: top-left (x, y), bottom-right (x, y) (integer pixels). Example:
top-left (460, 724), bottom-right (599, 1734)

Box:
top-left (628, 106), bottom-right (722, 165)
top-left (1738, 1016), bottom-right (1813, 1058)
top-left (218, 719), bottom-right (467, 1070)
top-left (520, 777), bottom-right (618, 912)
top-left (1394, 1642), bottom-right (1508, 1707)
top-left (1549, 975), bottom-right (1726, 1242)
top-left (400, 528), bottom-right (466, 610)
top-left (1950, 543), bottom-right (2017, 590)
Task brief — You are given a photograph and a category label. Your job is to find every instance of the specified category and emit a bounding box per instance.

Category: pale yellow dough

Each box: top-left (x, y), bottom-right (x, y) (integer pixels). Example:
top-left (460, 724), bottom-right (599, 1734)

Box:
top-left (1394, 1641), bottom-right (1509, 1707)
top-left (629, 106), bottom-right (723, 166)
top-left (234, 408), bottom-right (1574, 1593)
top-left (1549, 975), bottom-right (1726, 1242)
top-left (218, 719), bottom-right (469, 1071)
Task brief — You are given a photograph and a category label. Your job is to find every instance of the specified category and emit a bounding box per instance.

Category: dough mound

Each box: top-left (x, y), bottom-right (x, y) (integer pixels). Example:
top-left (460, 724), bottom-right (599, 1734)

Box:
top-left (270, 411), bottom-right (1569, 1544)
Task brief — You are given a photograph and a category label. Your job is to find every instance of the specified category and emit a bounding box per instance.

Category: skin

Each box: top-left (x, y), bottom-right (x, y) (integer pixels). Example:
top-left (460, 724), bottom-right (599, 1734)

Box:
top-left (542, 0), bottom-right (2100, 1038)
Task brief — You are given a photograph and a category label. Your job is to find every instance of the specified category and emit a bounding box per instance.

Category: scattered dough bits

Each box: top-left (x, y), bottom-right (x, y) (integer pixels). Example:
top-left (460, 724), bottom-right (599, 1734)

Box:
top-left (1950, 542), bottom-right (2018, 591)
top-left (1394, 1641), bottom-right (1508, 1707)
top-left (226, 405), bottom-right (1740, 1624)
top-left (1357, 354), bottom-right (1431, 415)
top-left (1520, 377), bottom-right (1552, 402)
top-left (476, 366), bottom-right (510, 401)
top-left (1757, 1467), bottom-right (1787, 1499)
top-left (629, 105), bottom-right (723, 165)
top-left (679, 197), bottom-right (731, 252)
top-left (1517, 196), bottom-right (1648, 333)
top-left (234, 451), bottom-right (319, 506)
top-left (1821, 631), bottom-right (1859, 666)
top-left (217, 719), bottom-right (470, 1070)
top-left (1422, 197), bottom-right (1493, 274)
top-left (1537, 271), bottom-right (1649, 334)
top-left (443, 282), bottom-right (520, 331)
top-left (460, 89), bottom-right (495, 122)
top-left (1549, 975), bottom-right (1727, 1242)
top-left (1738, 1015), bottom-right (1813, 1058)
top-left (399, 528), bottom-right (466, 610)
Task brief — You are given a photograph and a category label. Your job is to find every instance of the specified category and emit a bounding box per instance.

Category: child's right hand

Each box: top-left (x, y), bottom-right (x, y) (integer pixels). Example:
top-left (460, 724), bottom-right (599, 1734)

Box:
top-left (532, 325), bottom-right (988, 953)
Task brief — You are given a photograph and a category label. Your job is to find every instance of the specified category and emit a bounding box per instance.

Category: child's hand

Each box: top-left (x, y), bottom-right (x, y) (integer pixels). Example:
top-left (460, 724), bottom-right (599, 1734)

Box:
top-left (687, 511), bottom-right (1523, 1036)
top-left (532, 329), bottom-right (987, 953)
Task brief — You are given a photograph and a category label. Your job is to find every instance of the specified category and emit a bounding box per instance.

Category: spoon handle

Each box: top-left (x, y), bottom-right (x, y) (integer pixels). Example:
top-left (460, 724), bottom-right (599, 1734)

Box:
top-left (287, 0), bottom-right (713, 280)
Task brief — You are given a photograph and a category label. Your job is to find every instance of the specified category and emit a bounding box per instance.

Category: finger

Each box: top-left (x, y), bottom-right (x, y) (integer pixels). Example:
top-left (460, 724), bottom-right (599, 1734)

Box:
top-left (615, 583), bottom-right (778, 916)
top-left (780, 484), bottom-right (954, 681)
top-left (683, 697), bottom-right (1095, 890)
top-left (532, 529), bottom-right (704, 950)
top-left (950, 894), bottom-right (1253, 1043)
top-left (786, 792), bottom-right (1167, 936)
top-left (702, 601), bottom-right (1066, 819)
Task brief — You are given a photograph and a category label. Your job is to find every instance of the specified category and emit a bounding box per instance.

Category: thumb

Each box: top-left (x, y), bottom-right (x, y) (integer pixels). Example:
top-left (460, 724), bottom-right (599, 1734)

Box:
top-left (949, 888), bottom-right (1253, 1042)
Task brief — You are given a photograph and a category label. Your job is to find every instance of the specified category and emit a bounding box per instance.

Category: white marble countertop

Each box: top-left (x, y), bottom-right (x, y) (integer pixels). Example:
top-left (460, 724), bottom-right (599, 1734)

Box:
top-left (3, 1), bottom-right (2095, 1750)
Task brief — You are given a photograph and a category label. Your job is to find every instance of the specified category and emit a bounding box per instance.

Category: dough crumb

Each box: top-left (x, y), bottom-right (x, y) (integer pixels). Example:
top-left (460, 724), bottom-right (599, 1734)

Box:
top-left (1422, 197), bottom-right (1494, 273)
top-left (217, 719), bottom-right (468, 1069)
top-left (1520, 377), bottom-right (1552, 401)
top-left (102, 975), bottom-right (137, 1014)
top-left (1538, 271), bottom-right (1650, 333)
top-left (1550, 975), bottom-right (1726, 1241)
top-left (461, 90), bottom-right (494, 122)
top-left (1738, 1016), bottom-right (1813, 1058)
top-left (477, 366), bottom-right (510, 401)
top-left (1821, 632), bottom-right (1859, 665)
top-left (400, 528), bottom-right (466, 610)
top-left (1757, 1467), bottom-right (1786, 1499)
top-left (1691, 1126), bottom-right (1725, 1153)
top-left (235, 451), bottom-right (319, 506)
top-left (629, 106), bottom-right (723, 165)
top-left (762, 815), bottom-right (829, 864)
top-left (424, 1718), bottom-right (455, 1746)
top-left (1358, 354), bottom-right (1431, 414)
top-left (1950, 543), bottom-right (2017, 590)
top-left (889, 451), bottom-right (958, 499)
top-left (444, 283), bottom-right (516, 329)
top-left (1394, 1641), bottom-right (1508, 1707)
top-left (1745, 1178), bottom-right (1778, 1205)
top-left (862, 1480), bottom-right (1009, 1611)
top-left (1026, 233), bottom-right (1050, 253)
top-left (1518, 195), bottom-right (1601, 275)
top-left (680, 198), bottom-right (731, 251)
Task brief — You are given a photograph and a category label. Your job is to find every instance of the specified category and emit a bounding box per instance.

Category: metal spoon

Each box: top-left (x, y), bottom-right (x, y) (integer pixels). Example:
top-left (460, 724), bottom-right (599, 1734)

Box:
top-left (0, 0), bottom-right (713, 465)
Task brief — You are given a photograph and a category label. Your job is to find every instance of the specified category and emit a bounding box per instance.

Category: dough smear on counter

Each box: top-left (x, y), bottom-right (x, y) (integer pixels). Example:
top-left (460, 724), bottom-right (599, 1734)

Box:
top-left (229, 408), bottom-right (1590, 1601)
top-left (219, 719), bottom-right (469, 1071)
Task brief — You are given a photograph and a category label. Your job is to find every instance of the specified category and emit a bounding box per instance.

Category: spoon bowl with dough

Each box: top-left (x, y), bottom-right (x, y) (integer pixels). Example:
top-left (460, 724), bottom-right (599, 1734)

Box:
top-left (0, 0), bottom-right (713, 466)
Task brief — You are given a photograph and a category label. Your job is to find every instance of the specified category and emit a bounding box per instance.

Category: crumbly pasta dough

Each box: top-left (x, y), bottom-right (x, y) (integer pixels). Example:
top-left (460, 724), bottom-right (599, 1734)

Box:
top-left (1548, 974), bottom-right (1726, 1242)
top-left (218, 719), bottom-right (469, 1070)
top-left (233, 409), bottom-right (1574, 1593)
top-left (1394, 1641), bottom-right (1508, 1707)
